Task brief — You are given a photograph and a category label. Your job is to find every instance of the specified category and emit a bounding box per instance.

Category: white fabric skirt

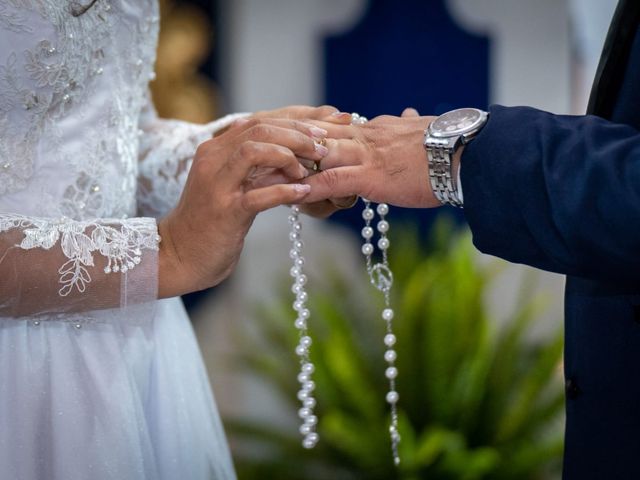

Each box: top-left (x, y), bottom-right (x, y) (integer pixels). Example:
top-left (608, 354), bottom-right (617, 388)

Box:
top-left (0, 298), bottom-right (236, 480)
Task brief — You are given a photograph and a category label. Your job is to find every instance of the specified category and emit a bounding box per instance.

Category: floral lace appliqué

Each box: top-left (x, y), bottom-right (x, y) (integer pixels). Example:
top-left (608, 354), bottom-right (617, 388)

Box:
top-left (0, 214), bottom-right (160, 296)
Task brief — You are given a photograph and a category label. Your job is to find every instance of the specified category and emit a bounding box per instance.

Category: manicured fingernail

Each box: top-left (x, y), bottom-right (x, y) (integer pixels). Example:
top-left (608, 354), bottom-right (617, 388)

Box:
top-left (331, 111), bottom-right (349, 117)
top-left (315, 143), bottom-right (328, 156)
top-left (309, 126), bottom-right (328, 138)
top-left (294, 184), bottom-right (311, 194)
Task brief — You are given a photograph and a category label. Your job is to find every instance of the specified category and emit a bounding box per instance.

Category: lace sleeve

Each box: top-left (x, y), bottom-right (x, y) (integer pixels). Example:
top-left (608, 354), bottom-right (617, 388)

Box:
top-left (0, 214), bottom-right (160, 318)
top-left (137, 89), bottom-right (249, 218)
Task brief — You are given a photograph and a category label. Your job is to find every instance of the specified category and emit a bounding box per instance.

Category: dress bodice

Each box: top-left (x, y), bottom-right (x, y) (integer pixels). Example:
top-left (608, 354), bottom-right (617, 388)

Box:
top-left (0, 0), bottom-right (159, 220)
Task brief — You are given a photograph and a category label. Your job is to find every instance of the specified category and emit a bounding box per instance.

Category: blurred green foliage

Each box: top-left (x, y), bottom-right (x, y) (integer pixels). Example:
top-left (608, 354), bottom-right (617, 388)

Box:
top-left (228, 220), bottom-right (564, 479)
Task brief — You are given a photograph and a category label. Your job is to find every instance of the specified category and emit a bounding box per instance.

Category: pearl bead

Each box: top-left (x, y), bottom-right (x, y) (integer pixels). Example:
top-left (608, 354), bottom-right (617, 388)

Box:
top-left (296, 274), bottom-right (307, 286)
top-left (289, 249), bottom-right (300, 259)
top-left (299, 309), bottom-right (310, 320)
top-left (300, 336), bottom-right (312, 348)
top-left (302, 363), bottom-right (314, 374)
top-left (386, 391), bottom-right (399, 404)
top-left (293, 240), bottom-right (304, 250)
top-left (361, 226), bottom-right (374, 239)
top-left (295, 345), bottom-right (307, 356)
top-left (384, 350), bottom-right (397, 363)
top-left (362, 243), bottom-right (374, 255)
top-left (303, 397), bottom-right (316, 408)
top-left (298, 407), bottom-right (311, 419)
top-left (294, 318), bottom-right (306, 329)
top-left (291, 205), bottom-right (301, 214)
top-left (378, 238), bottom-right (390, 250)
top-left (304, 415), bottom-right (318, 426)
top-left (104, 266), bottom-right (111, 274)
top-left (74, 324), bottom-right (82, 329)
top-left (385, 367), bottom-right (398, 379)
top-left (297, 291), bottom-right (308, 302)
top-left (293, 223), bottom-right (302, 232)
top-left (291, 284), bottom-right (302, 295)
top-left (376, 203), bottom-right (389, 215)
top-left (297, 390), bottom-right (309, 401)
top-left (302, 436), bottom-right (317, 449)
top-left (293, 301), bottom-right (303, 311)
top-left (302, 380), bottom-right (315, 392)
top-left (377, 220), bottom-right (389, 233)
top-left (299, 424), bottom-right (312, 436)
top-left (289, 231), bottom-right (301, 241)
top-left (295, 258), bottom-right (305, 267)
top-left (288, 215), bottom-right (296, 224)
top-left (384, 334), bottom-right (396, 346)
top-left (297, 373), bottom-right (309, 383)
top-left (382, 308), bottom-right (394, 321)
top-left (33, 321), bottom-right (40, 326)
top-left (362, 208), bottom-right (374, 220)
top-left (290, 266), bottom-right (300, 277)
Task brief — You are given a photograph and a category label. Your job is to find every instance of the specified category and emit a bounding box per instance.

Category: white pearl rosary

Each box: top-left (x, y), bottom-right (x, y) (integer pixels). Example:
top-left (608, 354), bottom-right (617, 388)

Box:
top-left (288, 113), bottom-right (401, 465)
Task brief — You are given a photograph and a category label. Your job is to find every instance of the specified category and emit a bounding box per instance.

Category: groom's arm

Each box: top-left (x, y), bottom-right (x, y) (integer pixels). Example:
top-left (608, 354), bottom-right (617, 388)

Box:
top-left (303, 105), bottom-right (640, 283)
top-left (461, 105), bottom-right (640, 283)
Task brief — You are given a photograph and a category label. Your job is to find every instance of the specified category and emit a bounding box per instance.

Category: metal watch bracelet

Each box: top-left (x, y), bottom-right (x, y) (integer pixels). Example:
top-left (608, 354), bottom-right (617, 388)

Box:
top-left (425, 138), bottom-right (463, 208)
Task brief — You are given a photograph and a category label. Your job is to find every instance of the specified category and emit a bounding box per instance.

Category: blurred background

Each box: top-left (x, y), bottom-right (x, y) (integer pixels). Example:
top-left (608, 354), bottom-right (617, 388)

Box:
top-left (151, 0), bottom-right (618, 478)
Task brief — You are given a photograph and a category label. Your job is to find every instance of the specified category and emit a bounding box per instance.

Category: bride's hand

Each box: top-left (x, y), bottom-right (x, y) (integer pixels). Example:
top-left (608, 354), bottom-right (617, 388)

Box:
top-left (221, 105), bottom-right (356, 218)
top-left (157, 118), bottom-right (326, 298)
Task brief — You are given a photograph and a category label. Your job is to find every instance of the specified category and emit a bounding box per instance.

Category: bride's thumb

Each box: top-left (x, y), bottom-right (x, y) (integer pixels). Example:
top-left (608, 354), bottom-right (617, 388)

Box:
top-left (401, 107), bottom-right (419, 117)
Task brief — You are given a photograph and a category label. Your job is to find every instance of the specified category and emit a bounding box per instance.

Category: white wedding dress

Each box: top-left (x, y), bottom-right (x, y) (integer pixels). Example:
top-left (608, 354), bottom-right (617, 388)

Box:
top-left (0, 1), bottom-right (242, 478)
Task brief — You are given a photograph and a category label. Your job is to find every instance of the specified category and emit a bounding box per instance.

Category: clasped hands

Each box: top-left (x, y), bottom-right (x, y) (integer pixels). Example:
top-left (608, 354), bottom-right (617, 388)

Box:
top-left (158, 105), bottom-right (458, 298)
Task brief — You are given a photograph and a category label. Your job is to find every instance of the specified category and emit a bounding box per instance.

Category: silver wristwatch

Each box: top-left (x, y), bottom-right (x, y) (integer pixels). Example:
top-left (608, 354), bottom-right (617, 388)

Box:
top-left (424, 107), bottom-right (489, 207)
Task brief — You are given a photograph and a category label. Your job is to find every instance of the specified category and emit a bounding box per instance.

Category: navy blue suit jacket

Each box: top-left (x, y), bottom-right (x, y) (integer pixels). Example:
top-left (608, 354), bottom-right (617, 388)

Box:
top-left (461, 1), bottom-right (640, 478)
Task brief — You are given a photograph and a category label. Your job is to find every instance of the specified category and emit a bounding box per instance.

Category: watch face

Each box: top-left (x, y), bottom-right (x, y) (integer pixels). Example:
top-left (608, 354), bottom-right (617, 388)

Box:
top-left (429, 108), bottom-right (485, 138)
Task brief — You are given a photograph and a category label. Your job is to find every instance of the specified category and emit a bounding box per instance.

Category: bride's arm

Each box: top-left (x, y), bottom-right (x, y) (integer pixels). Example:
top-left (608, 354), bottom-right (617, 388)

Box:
top-left (1, 117), bottom-right (321, 318)
top-left (0, 215), bottom-right (160, 317)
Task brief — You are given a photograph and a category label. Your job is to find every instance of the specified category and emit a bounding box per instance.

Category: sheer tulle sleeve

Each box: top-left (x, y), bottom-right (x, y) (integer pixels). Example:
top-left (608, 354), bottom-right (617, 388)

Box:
top-left (0, 214), bottom-right (160, 318)
top-left (137, 89), bottom-right (249, 218)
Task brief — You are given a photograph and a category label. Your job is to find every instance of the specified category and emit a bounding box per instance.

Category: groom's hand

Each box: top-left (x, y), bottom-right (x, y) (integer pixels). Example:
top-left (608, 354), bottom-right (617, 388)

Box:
top-left (302, 108), bottom-right (456, 208)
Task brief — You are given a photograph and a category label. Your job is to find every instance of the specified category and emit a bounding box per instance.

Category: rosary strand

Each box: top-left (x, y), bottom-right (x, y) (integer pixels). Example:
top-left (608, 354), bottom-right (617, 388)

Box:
top-left (361, 199), bottom-right (401, 465)
top-left (288, 205), bottom-right (319, 449)
top-left (288, 112), bottom-right (401, 465)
